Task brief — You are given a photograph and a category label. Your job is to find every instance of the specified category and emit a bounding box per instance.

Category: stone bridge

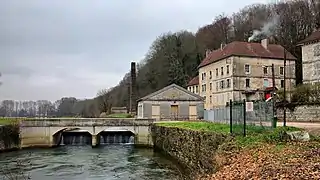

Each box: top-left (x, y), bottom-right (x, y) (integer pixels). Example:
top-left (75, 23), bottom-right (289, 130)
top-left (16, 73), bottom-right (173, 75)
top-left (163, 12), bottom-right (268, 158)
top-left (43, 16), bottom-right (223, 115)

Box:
top-left (20, 118), bottom-right (154, 148)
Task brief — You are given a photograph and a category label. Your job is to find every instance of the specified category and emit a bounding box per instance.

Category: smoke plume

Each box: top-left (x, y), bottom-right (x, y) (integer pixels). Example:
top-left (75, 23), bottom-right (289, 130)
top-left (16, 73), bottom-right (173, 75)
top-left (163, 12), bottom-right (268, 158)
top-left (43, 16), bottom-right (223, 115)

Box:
top-left (248, 14), bottom-right (280, 42)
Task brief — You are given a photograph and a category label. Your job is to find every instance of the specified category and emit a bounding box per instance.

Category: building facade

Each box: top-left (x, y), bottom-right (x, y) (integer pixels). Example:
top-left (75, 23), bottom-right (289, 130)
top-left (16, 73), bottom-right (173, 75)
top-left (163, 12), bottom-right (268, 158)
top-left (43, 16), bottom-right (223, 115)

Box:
top-left (187, 76), bottom-right (199, 95)
top-left (137, 84), bottom-right (204, 120)
top-left (197, 39), bottom-right (296, 110)
top-left (298, 30), bottom-right (320, 84)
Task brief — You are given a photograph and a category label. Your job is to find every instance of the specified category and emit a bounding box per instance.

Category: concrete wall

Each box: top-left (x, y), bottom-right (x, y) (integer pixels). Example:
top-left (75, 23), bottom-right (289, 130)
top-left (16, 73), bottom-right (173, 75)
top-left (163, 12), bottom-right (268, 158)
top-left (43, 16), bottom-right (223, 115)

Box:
top-left (20, 118), bottom-right (154, 148)
top-left (151, 125), bottom-right (228, 178)
top-left (0, 125), bottom-right (20, 152)
top-left (302, 41), bottom-right (320, 83)
top-left (277, 105), bottom-right (320, 122)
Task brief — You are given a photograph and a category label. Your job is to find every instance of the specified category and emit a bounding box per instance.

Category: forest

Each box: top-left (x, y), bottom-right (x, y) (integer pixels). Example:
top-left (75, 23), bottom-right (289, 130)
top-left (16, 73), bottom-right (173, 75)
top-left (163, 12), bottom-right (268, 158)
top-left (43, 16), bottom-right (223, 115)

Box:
top-left (1, 0), bottom-right (319, 118)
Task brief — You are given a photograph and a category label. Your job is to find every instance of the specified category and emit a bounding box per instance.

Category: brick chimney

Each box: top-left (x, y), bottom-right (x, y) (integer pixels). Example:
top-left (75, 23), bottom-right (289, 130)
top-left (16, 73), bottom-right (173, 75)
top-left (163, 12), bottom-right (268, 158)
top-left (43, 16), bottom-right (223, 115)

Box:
top-left (205, 49), bottom-right (212, 58)
top-left (261, 38), bottom-right (269, 49)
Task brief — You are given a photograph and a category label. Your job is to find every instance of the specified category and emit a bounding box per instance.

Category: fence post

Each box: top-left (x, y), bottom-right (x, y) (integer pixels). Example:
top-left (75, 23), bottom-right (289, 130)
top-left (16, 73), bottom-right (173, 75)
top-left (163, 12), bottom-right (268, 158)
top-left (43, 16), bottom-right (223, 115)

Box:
top-left (229, 99), bottom-right (232, 134)
top-left (243, 99), bottom-right (246, 137)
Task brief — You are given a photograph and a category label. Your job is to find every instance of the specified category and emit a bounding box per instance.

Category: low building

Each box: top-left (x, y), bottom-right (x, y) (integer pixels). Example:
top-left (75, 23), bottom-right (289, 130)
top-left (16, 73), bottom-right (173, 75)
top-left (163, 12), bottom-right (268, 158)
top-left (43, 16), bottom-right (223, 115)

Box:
top-left (298, 30), bottom-right (320, 84)
top-left (111, 107), bottom-right (127, 114)
top-left (187, 75), bottom-right (199, 95)
top-left (198, 38), bottom-right (296, 109)
top-left (137, 84), bottom-right (204, 120)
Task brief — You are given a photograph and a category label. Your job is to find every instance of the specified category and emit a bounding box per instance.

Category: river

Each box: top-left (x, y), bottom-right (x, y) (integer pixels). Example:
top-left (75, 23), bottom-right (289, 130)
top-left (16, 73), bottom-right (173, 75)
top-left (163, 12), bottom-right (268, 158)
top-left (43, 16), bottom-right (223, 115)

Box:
top-left (0, 145), bottom-right (182, 180)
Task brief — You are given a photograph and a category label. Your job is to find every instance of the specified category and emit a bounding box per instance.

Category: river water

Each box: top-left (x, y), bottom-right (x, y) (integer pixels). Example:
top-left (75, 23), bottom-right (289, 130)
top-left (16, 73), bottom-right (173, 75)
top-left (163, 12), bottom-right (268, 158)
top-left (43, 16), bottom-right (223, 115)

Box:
top-left (0, 145), bottom-right (182, 180)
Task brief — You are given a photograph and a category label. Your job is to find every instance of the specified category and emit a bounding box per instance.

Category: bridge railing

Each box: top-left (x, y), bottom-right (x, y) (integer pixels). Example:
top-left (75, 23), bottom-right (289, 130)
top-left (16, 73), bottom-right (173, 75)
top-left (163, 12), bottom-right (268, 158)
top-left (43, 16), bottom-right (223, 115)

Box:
top-left (20, 118), bottom-right (156, 127)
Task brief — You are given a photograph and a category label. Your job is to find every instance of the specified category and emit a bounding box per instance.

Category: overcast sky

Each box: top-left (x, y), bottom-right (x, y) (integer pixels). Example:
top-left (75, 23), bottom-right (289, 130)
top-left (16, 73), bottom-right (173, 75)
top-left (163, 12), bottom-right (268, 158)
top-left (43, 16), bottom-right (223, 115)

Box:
top-left (0, 0), bottom-right (267, 101)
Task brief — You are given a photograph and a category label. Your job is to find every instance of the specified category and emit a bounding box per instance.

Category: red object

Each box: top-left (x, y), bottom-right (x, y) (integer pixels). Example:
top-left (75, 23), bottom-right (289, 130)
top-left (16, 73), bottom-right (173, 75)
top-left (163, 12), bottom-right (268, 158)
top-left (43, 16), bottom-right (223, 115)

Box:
top-left (198, 41), bottom-right (297, 68)
top-left (265, 93), bottom-right (271, 100)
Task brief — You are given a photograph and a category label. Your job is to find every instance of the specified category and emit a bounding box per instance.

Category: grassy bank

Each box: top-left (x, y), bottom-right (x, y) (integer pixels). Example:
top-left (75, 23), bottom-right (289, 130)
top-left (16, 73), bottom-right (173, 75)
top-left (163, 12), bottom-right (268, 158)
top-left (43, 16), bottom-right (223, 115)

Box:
top-left (156, 121), bottom-right (300, 148)
top-left (156, 121), bottom-right (320, 179)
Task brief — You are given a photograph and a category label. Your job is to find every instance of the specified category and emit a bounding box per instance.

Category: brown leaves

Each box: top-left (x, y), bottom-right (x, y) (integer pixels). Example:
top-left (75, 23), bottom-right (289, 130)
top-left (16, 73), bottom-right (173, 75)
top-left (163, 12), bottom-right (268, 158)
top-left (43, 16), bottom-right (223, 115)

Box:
top-left (201, 142), bottom-right (320, 180)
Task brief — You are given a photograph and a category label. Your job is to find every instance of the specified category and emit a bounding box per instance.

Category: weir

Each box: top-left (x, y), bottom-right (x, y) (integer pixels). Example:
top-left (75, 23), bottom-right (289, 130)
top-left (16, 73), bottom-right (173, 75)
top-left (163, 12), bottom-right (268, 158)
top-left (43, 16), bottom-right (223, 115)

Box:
top-left (20, 118), bottom-right (154, 148)
top-left (99, 131), bottom-right (135, 145)
top-left (61, 131), bottom-right (92, 146)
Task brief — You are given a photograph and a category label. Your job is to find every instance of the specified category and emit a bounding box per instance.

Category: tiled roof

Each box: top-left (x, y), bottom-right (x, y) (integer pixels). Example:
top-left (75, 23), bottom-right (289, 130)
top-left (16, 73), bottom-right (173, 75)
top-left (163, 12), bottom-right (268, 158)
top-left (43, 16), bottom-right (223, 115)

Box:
top-left (187, 76), bottom-right (199, 86)
top-left (298, 30), bottom-right (320, 45)
top-left (198, 41), bottom-right (297, 68)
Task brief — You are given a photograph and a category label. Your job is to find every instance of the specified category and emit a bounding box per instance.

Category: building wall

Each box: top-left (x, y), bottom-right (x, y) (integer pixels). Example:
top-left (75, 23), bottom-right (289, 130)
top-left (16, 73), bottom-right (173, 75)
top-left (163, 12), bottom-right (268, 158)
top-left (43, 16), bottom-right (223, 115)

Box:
top-left (199, 57), bottom-right (234, 109)
top-left (187, 85), bottom-right (199, 95)
top-left (138, 100), bottom-right (203, 120)
top-left (199, 56), bottom-right (296, 109)
top-left (302, 41), bottom-right (320, 84)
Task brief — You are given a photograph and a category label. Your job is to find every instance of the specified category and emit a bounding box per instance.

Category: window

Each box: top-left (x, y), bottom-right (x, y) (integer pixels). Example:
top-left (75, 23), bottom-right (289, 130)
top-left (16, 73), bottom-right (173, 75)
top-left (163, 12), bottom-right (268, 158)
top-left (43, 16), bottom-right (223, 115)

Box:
top-left (216, 82), bottom-right (219, 91)
top-left (280, 67), bottom-right (284, 75)
top-left (220, 80), bottom-right (225, 89)
top-left (209, 95), bottom-right (212, 103)
top-left (209, 71), bottom-right (212, 79)
top-left (204, 96), bottom-right (206, 103)
top-left (245, 64), bottom-right (250, 74)
top-left (263, 79), bottom-right (269, 87)
top-left (216, 68), bottom-right (218, 76)
top-left (196, 86), bottom-right (198, 93)
top-left (281, 80), bottom-right (284, 88)
top-left (245, 79), bottom-right (250, 88)
top-left (227, 79), bottom-right (231, 88)
top-left (221, 67), bottom-right (224, 76)
top-left (210, 83), bottom-right (212, 91)
top-left (263, 66), bottom-right (268, 75)
top-left (226, 65), bottom-right (229, 74)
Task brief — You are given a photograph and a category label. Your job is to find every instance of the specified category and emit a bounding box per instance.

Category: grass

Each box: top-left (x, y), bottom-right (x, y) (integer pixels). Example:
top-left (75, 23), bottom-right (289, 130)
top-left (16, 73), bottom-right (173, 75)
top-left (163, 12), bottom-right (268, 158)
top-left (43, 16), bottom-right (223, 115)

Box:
top-left (156, 121), bottom-right (302, 148)
top-left (0, 118), bottom-right (22, 125)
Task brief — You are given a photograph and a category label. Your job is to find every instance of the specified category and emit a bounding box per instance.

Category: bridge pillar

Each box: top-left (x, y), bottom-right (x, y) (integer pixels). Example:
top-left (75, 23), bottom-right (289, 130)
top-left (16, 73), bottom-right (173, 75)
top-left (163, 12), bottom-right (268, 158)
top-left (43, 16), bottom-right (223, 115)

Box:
top-left (92, 135), bottom-right (98, 147)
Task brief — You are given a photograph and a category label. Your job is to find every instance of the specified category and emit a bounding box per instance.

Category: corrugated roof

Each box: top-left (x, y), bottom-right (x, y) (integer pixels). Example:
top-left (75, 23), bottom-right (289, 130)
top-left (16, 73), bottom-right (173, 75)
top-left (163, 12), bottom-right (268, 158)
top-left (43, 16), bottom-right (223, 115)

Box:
top-left (198, 41), bottom-right (297, 68)
top-left (298, 30), bottom-right (320, 45)
top-left (187, 76), bottom-right (199, 86)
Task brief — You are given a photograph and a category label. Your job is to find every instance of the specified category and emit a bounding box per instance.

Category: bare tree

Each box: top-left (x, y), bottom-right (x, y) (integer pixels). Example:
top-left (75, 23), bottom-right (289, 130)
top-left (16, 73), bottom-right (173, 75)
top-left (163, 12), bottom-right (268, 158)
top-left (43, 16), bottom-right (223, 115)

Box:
top-left (96, 88), bottom-right (112, 114)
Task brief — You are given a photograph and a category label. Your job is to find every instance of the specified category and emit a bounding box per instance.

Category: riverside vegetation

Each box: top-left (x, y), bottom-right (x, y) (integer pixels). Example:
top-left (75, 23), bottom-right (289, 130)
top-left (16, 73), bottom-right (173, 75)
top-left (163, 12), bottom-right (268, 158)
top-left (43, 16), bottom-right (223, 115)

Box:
top-left (153, 121), bottom-right (320, 179)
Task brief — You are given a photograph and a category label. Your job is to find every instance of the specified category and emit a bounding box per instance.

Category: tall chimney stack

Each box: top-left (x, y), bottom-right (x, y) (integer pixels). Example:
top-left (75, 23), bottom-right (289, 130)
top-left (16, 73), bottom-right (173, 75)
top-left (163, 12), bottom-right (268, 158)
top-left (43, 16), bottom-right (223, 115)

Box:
top-left (130, 62), bottom-right (137, 114)
top-left (261, 38), bottom-right (269, 49)
top-left (205, 49), bottom-right (212, 58)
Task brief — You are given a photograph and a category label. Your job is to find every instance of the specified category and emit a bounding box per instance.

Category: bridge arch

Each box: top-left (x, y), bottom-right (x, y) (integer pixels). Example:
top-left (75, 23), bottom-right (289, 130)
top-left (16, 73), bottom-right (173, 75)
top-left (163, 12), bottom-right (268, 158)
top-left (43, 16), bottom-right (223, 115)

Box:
top-left (52, 127), bottom-right (93, 146)
top-left (96, 127), bottom-right (135, 145)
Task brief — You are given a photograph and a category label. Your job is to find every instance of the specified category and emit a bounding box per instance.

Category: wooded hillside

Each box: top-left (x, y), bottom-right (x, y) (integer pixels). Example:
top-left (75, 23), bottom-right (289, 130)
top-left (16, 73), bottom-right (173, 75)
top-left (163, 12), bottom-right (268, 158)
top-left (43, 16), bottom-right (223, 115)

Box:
top-left (98, 1), bottom-right (319, 111)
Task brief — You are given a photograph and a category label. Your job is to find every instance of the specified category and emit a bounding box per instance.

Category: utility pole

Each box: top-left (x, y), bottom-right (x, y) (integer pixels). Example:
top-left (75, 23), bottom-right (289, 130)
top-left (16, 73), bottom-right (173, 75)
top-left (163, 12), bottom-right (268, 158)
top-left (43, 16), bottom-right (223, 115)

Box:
top-left (271, 64), bottom-right (277, 128)
top-left (283, 47), bottom-right (287, 127)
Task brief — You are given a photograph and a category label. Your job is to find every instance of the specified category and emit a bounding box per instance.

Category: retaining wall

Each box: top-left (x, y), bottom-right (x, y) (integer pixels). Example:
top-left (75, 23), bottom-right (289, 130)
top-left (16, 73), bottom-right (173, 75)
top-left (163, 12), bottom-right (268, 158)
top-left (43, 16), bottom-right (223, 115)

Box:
top-left (0, 125), bottom-right (20, 152)
top-left (151, 125), bottom-right (228, 178)
top-left (277, 105), bottom-right (320, 122)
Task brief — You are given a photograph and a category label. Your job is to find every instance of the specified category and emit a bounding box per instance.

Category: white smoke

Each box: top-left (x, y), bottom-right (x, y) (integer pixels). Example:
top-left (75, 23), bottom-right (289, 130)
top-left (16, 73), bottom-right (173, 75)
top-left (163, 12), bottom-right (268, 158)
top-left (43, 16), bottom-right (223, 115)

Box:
top-left (248, 14), bottom-right (280, 42)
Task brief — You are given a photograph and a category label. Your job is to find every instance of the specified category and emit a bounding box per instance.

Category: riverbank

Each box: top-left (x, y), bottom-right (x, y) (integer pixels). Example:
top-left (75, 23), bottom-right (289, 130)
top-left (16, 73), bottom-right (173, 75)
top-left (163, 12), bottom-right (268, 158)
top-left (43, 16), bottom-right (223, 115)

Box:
top-left (152, 121), bottom-right (320, 179)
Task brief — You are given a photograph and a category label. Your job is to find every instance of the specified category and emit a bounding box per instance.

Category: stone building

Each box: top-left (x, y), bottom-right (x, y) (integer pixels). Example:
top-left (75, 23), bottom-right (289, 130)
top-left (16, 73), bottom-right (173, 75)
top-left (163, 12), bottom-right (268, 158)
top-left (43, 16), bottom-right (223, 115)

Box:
top-left (298, 30), bottom-right (320, 84)
top-left (197, 39), bottom-right (296, 109)
top-left (137, 84), bottom-right (204, 120)
top-left (187, 75), bottom-right (199, 95)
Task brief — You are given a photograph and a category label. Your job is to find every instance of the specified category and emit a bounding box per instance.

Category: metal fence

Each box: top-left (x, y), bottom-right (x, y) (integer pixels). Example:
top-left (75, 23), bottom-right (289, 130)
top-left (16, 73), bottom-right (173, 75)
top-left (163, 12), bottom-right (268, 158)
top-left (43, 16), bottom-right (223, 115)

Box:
top-left (204, 99), bottom-right (274, 136)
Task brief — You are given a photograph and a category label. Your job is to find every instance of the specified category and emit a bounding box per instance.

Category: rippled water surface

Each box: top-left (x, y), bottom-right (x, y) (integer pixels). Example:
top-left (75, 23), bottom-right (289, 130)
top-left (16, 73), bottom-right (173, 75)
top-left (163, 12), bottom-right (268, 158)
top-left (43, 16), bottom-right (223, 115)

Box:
top-left (0, 145), bottom-right (182, 180)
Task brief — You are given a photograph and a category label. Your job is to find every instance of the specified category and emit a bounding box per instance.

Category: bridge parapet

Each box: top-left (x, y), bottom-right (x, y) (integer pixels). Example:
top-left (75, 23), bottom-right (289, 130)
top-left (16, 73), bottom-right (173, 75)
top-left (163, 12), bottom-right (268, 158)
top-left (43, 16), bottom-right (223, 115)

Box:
top-left (20, 118), bottom-right (155, 127)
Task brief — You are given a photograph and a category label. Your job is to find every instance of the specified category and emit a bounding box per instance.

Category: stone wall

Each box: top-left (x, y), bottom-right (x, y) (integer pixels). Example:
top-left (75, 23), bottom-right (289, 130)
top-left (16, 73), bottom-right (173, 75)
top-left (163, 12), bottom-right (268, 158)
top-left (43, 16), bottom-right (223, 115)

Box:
top-left (277, 105), bottom-right (320, 122)
top-left (151, 125), bottom-right (228, 177)
top-left (0, 125), bottom-right (20, 152)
